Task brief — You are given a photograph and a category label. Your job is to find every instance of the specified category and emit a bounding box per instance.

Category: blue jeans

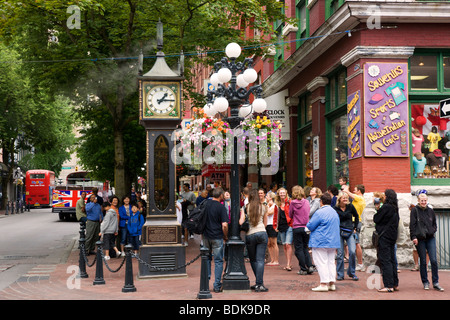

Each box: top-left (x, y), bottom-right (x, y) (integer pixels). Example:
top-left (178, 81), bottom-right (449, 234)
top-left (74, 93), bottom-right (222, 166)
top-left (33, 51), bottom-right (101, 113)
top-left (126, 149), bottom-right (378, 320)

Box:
top-left (203, 238), bottom-right (225, 291)
top-left (245, 231), bottom-right (268, 286)
top-left (417, 237), bottom-right (439, 285)
top-left (336, 232), bottom-right (356, 279)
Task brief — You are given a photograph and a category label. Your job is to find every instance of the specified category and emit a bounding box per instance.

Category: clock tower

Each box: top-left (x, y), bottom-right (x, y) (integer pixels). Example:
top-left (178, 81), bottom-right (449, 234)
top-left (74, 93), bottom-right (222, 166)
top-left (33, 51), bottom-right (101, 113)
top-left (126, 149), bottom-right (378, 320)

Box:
top-left (137, 20), bottom-right (186, 278)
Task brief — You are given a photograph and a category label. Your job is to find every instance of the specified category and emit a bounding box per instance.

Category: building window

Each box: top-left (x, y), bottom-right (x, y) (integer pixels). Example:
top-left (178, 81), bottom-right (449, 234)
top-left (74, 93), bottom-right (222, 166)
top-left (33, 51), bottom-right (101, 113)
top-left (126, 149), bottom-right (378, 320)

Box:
top-left (301, 132), bottom-right (313, 187)
top-left (444, 56), bottom-right (450, 89)
top-left (296, 0), bottom-right (309, 48)
top-left (327, 69), bottom-right (347, 110)
top-left (411, 103), bottom-right (449, 179)
top-left (326, 0), bottom-right (344, 19)
top-left (410, 55), bottom-right (438, 90)
top-left (274, 3), bottom-right (285, 70)
top-left (298, 93), bottom-right (312, 126)
top-left (326, 68), bottom-right (348, 185)
top-left (331, 115), bottom-right (349, 183)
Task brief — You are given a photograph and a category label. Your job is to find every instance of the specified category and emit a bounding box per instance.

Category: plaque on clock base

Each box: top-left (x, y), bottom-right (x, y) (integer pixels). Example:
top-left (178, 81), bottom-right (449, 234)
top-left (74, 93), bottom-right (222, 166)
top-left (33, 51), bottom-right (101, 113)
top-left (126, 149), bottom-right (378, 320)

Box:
top-left (138, 218), bottom-right (187, 279)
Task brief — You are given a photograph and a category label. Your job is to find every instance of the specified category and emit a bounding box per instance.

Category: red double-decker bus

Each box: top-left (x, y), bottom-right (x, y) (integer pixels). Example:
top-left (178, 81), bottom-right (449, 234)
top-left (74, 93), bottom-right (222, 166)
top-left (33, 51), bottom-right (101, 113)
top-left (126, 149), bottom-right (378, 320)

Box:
top-left (25, 170), bottom-right (56, 207)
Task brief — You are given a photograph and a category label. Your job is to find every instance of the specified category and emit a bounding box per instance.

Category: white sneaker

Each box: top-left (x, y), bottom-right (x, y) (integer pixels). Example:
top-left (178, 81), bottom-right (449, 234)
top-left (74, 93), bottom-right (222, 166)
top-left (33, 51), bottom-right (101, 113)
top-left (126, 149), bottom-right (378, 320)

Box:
top-left (356, 264), bottom-right (364, 271)
top-left (184, 241), bottom-right (188, 246)
top-left (312, 286), bottom-right (328, 292)
top-left (328, 284), bottom-right (336, 291)
top-left (104, 256), bottom-right (110, 260)
top-left (120, 252), bottom-right (126, 257)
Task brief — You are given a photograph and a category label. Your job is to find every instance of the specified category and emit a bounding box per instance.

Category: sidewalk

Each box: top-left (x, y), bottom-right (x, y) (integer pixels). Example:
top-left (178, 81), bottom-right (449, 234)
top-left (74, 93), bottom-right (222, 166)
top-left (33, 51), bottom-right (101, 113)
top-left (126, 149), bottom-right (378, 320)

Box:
top-left (0, 233), bottom-right (448, 301)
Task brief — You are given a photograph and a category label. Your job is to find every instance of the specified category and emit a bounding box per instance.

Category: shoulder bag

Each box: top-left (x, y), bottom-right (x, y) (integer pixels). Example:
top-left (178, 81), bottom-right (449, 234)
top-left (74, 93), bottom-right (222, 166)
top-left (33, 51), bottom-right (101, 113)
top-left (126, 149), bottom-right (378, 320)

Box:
top-left (240, 205), bottom-right (249, 232)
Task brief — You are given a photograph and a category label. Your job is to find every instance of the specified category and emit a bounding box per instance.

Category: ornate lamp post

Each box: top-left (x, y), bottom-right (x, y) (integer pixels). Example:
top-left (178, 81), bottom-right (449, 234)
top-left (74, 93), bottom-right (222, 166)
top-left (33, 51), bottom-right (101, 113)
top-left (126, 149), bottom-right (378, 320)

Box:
top-left (205, 43), bottom-right (267, 290)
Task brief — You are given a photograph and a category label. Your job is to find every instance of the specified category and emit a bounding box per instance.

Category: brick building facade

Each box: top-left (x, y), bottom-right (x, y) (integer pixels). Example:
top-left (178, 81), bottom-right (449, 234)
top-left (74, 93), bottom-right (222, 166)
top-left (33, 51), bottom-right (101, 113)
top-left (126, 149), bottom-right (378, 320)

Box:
top-left (260, 0), bottom-right (450, 267)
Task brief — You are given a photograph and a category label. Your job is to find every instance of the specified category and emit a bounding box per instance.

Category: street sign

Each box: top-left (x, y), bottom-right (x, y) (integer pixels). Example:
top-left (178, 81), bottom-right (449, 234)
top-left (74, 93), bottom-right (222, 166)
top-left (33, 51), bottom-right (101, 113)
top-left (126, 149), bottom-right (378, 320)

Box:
top-left (13, 169), bottom-right (21, 179)
top-left (439, 98), bottom-right (450, 118)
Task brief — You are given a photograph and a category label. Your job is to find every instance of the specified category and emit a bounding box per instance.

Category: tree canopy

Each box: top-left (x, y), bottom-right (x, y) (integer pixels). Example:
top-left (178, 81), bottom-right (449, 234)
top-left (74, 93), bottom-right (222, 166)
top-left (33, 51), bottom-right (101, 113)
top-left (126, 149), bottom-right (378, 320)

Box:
top-left (0, 0), bottom-right (289, 200)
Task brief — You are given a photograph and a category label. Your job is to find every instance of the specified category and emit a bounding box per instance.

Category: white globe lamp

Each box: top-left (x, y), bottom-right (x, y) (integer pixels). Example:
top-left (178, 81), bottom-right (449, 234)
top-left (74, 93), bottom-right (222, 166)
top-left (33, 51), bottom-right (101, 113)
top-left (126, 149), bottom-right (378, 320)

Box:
top-left (214, 97), bottom-right (229, 113)
top-left (252, 98), bottom-right (267, 113)
top-left (225, 42), bottom-right (241, 59)
top-left (217, 67), bottom-right (232, 83)
top-left (238, 104), bottom-right (252, 118)
top-left (236, 74), bottom-right (249, 88)
top-left (204, 103), bottom-right (216, 117)
top-left (243, 67), bottom-right (258, 83)
top-left (210, 73), bottom-right (220, 87)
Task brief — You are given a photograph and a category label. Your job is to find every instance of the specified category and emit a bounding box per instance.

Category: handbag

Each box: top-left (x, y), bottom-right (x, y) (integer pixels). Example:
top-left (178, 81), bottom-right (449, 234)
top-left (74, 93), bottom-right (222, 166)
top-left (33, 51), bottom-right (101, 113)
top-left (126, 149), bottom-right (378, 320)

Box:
top-left (240, 205), bottom-right (249, 232)
top-left (240, 214), bottom-right (249, 232)
top-left (372, 230), bottom-right (382, 248)
top-left (340, 228), bottom-right (353, 238)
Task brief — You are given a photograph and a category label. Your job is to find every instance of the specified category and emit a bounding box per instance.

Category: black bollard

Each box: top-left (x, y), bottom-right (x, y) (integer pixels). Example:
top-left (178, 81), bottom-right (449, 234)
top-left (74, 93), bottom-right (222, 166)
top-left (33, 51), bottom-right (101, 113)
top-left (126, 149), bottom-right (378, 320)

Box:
top-left (122, 244), bottom-right (136, 293)
top-left (93, 241), bottom-right (105, 285)
top-left (197, 246), bottom-right (212, 299)
top-left (78, 222), bottom-right (88, 279)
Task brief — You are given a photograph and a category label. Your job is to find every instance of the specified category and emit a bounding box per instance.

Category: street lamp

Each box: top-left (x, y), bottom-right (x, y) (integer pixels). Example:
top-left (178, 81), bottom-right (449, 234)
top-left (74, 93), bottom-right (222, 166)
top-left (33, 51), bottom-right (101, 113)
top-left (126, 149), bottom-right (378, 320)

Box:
top-left (205, 43), bottom-right (267, 290)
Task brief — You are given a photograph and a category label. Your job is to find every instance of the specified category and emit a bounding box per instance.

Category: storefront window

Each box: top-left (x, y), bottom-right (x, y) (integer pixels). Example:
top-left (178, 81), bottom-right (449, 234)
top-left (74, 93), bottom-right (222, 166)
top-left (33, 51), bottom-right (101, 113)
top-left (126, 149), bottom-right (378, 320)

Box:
top-left (331, 115), bottom-right (349, 183)
top-left (410, 55), bottom-right (438, 90)
top-left (411, 104), bottom-right (449, 179)
top-left (444, 56), bottom-right (450, 89)
top-left (302, 132), bottom-right (313, 187)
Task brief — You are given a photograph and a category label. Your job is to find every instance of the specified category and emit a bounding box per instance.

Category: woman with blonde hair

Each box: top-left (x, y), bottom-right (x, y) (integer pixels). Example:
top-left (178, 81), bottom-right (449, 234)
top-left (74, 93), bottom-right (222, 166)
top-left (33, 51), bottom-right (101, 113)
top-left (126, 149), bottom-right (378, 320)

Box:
top-left (309, 187), bottom-right (322, 218)
top-left (289, 185), bottom-right (313, 275)
top-left (334, 191), bottom-right (359, 281)
top-left (275, 187), bottom-right (293, 271)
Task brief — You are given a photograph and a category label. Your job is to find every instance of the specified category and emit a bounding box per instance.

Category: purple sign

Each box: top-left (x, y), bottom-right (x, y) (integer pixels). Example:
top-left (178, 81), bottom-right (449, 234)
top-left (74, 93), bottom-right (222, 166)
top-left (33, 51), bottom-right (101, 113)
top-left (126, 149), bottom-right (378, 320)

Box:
top-left (364, 62), bottom-right (409, 157)
top-left (347, 90), bottom-right (361, 159)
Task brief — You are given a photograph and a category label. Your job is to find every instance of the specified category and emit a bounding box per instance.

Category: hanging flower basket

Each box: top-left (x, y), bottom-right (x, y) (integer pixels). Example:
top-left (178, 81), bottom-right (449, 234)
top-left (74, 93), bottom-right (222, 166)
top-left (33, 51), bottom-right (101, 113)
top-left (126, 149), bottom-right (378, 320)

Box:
top-left (177, 108), bottom-right (281, 166)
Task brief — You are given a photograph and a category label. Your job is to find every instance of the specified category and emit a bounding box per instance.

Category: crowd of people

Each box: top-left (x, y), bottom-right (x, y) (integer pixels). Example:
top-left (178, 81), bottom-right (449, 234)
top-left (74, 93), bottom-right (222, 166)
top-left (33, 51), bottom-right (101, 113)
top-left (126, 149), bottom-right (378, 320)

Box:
top-left (178, 180), bottom-right (445, 294)
top-left (76, 187), bottom-right (147, 259)
top-left (76, 182), bottom-right (445, 294)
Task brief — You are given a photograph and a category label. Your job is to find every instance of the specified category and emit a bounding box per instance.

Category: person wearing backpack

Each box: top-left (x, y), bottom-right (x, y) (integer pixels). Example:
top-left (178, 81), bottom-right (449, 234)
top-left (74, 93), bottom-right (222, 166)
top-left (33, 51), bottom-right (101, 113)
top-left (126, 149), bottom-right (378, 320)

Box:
top-left (202, 187), bottom-right (229, 293)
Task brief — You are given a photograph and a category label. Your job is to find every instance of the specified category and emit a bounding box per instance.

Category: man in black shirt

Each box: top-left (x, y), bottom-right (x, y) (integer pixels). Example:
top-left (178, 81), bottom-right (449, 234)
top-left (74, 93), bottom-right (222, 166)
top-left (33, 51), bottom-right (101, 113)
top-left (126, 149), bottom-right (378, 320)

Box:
top-left (410, 193), bottom-right (444, 292)
top-left (202, 187), bottom-right (229, 293)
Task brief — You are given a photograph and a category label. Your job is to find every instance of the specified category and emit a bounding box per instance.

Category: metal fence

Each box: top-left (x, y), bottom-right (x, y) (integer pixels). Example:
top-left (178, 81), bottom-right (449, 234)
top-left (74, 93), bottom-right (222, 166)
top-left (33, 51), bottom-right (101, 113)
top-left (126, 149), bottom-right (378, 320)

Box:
top-left (435, 209), bottom-right (450, 269)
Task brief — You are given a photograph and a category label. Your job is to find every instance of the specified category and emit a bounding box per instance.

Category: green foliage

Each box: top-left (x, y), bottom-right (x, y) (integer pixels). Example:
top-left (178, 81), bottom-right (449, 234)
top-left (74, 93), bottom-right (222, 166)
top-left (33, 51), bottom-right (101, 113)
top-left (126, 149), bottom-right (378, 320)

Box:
top-left (0, 0), bottom-right (290, 198)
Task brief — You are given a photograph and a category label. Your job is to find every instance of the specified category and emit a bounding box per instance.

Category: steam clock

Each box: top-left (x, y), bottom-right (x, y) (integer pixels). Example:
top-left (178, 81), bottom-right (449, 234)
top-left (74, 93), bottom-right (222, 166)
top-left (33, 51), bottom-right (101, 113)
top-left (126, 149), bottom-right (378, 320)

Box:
top-left (137, 20), bottom-right (185, 278)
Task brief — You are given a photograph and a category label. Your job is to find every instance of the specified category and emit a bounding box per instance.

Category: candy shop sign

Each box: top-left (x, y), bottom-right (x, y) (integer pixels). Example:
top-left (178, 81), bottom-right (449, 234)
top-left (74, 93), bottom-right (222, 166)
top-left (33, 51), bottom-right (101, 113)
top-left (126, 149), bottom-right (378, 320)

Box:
top-left (364, 63), bottom-right (409, 157)
top-left (347, 91), bottom-right (361, 159)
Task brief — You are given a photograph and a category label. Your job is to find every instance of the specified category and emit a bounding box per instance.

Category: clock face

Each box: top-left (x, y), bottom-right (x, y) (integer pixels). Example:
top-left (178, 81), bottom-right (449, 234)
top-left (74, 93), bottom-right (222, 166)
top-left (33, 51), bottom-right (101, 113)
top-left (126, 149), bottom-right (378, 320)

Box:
top-left (142, 82), bottom-right (181, 119)
top-left (147, 85), bottom-right (176, 114)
